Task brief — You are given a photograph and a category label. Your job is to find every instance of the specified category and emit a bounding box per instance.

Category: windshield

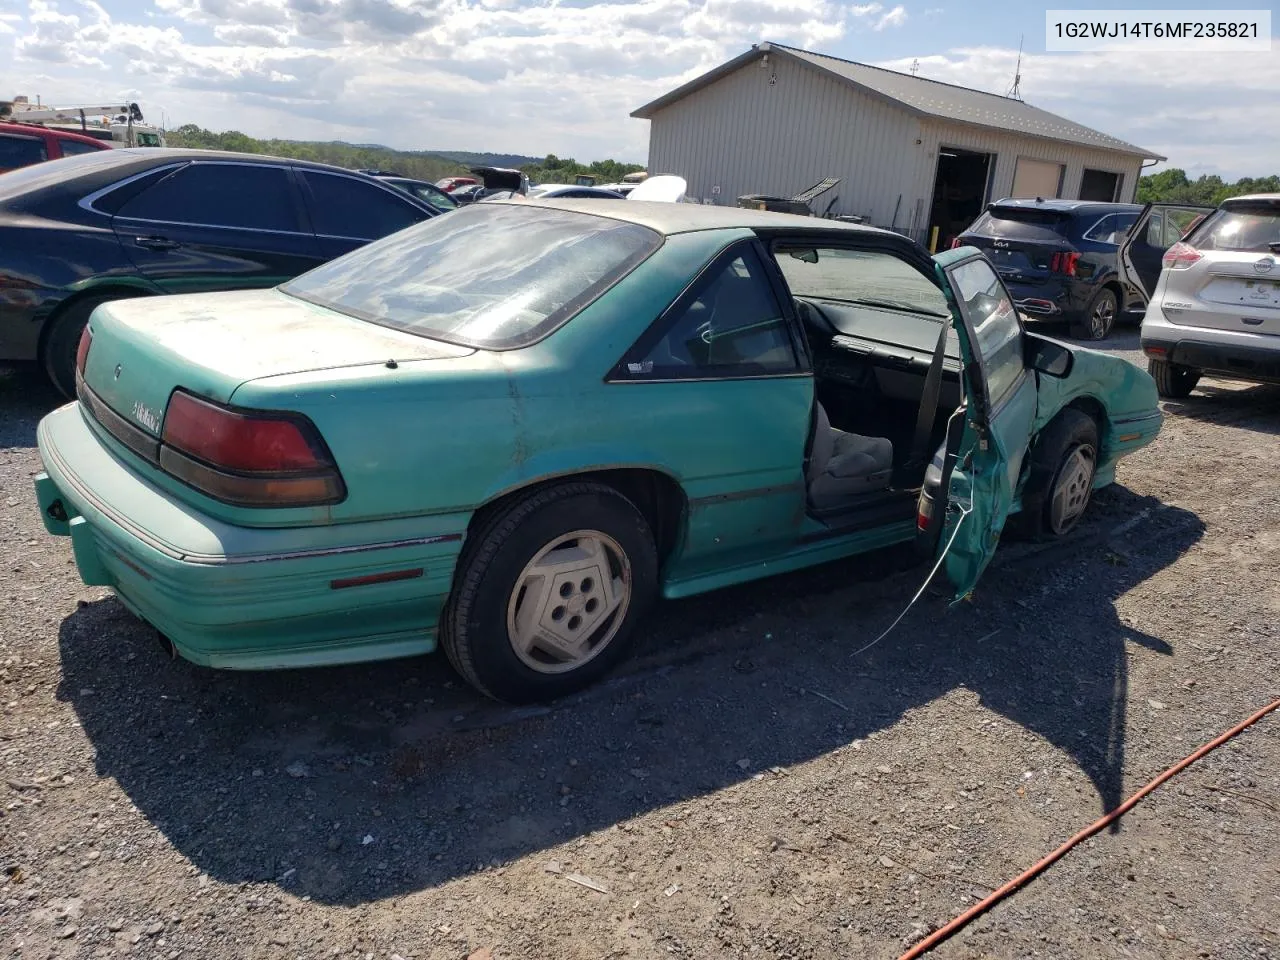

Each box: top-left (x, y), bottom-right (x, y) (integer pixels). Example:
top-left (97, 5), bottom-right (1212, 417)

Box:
top-left (775, 247), bottom-right (950, 317)
top-left (282, 203), bottom-right (662, 349)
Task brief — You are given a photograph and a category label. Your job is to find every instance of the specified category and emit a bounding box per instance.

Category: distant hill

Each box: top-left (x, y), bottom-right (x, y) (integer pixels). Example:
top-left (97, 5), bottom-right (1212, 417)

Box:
top-left (164, 125), bottom-right (643, 186)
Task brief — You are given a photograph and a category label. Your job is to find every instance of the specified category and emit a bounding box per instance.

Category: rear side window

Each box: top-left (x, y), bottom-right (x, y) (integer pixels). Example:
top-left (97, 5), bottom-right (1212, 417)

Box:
top-left (1186, 204), bottom-right (1280, 253)
top-left (965, 207), bottom-right (1069, 239)
top-left (1082, 212), bottom-right (1138, 244)
top-left (0, 133), bottom-right (48, 170)
top-left (622, 246), bottom-right (800, 379)
top-left (299, 171), bottom-right (427, 240)
top-left (58, 139), bottom-right (104, 157)
top-left (116, 163), bottom-right (300, 232)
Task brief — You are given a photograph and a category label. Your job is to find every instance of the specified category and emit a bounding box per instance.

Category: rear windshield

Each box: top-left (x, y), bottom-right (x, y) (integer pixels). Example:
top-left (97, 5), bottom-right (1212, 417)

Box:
top-left (1186, 203), bottom-right (1280, 253)
top-left (282, 203), bottom-right (662, 349)
top-left (0, 147), bottom-right (131, 200)
top-left (965, 207), bottom-right (1070, 239)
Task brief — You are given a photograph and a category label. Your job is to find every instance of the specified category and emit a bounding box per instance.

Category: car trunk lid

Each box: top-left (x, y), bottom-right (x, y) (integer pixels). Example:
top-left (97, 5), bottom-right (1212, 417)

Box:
top-left (1161, 198), bottom-right (1280, 336)
top-left (79, 288), bottom-right (474, 440)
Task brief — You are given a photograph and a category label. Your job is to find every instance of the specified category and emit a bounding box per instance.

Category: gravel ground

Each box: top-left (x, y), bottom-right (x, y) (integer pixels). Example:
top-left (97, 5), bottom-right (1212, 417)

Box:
top-left (2, 328), bottom-right (1277, 960)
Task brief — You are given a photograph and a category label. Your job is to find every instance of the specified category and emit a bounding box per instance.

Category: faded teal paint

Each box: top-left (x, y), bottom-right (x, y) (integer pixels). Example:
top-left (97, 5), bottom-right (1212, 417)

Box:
top-left (34, 224), bottom-right (1163, 673)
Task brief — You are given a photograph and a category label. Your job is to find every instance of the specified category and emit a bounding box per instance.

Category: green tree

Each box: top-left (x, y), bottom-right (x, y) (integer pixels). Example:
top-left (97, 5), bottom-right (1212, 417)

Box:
top-left (1138, 168), bottom-right (1279, 206)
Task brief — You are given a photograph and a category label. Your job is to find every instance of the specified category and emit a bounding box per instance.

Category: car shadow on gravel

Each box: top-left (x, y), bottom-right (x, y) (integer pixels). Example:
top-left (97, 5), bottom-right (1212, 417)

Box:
top-left (1160, 380), bottom-right (1280, 435)
top-left (53, 486), bottom-right (1203, 906)
top-left (0, 364), bottom-right (66, 447)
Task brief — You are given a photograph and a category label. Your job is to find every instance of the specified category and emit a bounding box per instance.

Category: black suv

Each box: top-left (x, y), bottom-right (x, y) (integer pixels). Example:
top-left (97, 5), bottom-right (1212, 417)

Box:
top-left (954, 199), bottom-right (1144, 340)
top-left (0, 148), bottom-right (439, 395)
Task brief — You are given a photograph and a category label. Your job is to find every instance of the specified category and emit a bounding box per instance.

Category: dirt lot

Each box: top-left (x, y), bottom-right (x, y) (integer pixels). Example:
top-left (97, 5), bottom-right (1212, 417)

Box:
top-left (2, 329), bottom-right (1277, 960)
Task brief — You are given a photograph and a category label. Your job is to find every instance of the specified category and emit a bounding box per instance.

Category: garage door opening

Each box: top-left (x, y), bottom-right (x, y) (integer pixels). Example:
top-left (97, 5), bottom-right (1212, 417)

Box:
top-left (1080, 168), bottom-right (1121, 202)
top-left (927, 147), bottom-right (992, 251)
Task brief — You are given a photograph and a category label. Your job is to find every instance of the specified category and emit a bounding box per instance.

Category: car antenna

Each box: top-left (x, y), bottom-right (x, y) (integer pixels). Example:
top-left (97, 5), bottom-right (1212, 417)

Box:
top-left (1006, 35), bottom-right (1024, 100)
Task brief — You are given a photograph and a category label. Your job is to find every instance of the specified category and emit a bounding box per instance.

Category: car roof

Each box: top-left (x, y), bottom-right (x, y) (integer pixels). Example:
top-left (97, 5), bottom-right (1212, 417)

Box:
top-left (1222, 193), bottom-right (1280, 205)
top-left (990, 197), bottom-right (1142, 215)
top-left (508, 198), bottom-right (900, 238)
top-left (0, 121), bottom-right (108, 146)
top-left (67, 146), bottom-right (406, 177)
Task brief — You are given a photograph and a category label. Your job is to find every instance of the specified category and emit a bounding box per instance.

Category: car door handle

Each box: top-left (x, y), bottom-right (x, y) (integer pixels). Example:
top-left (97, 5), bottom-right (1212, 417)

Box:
top-left (134, 236), bottom-right (181, 251)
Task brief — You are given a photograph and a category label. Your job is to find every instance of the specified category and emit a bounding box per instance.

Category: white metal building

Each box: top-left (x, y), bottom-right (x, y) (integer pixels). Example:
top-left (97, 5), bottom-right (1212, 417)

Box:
top-left (632, 42), bottom-right (1166, 247)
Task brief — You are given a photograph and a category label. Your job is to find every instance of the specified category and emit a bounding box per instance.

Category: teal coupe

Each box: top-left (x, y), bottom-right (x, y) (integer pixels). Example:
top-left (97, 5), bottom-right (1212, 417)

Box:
top-left (33, 201), bottom-right (1162, 702)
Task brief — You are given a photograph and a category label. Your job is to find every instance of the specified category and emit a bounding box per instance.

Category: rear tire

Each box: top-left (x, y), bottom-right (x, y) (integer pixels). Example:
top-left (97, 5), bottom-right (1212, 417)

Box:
top-left (42, 293), bottom-right (138, 398)
top-left (440, 481), bottom-right (658, 704)
top-left (1148, 358), bottom-right (1201, 399)
top-left (1069, 287), bottom-right (1118, 341)
top-left (1007, 409), bottom-right (1099, 541)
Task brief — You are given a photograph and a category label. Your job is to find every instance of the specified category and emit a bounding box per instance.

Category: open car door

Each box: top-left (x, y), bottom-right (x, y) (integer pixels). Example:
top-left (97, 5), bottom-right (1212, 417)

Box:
top-left (1119, 202), bottom-right (1216, 303)
top-left (930, 248), bottom-right (1040, 599)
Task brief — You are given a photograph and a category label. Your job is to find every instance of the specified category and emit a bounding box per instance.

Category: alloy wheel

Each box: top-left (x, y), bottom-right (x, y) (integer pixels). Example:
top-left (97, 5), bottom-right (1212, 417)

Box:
top-left (1089, 296), bottom-right (1115, 339)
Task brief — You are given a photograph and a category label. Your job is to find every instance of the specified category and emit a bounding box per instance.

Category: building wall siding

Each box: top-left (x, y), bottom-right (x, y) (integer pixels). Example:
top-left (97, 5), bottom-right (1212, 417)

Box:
top-left (645, 54), bottom-right (1149, 241)
top-left (647, 54), bottom-right (921, 227)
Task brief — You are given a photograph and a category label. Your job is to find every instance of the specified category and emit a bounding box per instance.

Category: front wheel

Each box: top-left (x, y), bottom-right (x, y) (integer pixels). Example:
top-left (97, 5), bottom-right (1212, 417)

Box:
top-left (1070, 287), bottom-right (1118, 341)
top-left (1148, 358), bottom-right (1201, 399)
top-left (440, 482), bottom-right (658, 703)
top-left (1007, 409), bottom-right (1099, 541)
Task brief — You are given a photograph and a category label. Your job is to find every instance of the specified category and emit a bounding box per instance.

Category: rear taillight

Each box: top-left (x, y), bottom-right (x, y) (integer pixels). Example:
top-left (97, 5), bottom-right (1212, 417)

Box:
top-left (1162, 241), bottom-right (1202, 270)
top-left (76, 325), bottom-right (92, 378)
top-left (158, 390), bottom-right (344, 507)
top-left (1049, 252), bottom-right (1081, 276)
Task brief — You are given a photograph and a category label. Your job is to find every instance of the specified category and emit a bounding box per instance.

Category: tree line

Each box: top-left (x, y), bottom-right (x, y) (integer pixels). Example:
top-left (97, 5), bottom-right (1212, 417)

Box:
top-left (1138, 168), bottom-right (1280, 206)
top-left (164, 125), bottom-right (643, 186)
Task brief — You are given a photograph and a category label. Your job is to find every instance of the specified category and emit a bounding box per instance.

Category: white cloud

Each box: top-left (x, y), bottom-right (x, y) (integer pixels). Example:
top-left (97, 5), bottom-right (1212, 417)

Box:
top-left (873, 3), bottom-right (904, 30)
top-left (211, 22), bottom-right (290, 45)
top-left (0, 0), bottom-right (1271, 178)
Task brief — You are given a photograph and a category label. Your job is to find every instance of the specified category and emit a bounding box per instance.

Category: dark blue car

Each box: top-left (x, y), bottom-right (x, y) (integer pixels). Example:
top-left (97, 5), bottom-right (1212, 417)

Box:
top-left (954, 199), bottom-right (1145, 341)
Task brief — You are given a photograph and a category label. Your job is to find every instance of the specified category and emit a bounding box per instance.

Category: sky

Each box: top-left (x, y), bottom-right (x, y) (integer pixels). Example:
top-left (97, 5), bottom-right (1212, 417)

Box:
top-left (0, 0), bottom-right (1275, 178)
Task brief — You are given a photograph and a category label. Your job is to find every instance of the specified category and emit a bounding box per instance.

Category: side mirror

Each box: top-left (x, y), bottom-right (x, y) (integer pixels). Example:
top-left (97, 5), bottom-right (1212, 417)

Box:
top-left (1026, 337), bottom-right (1073, 378)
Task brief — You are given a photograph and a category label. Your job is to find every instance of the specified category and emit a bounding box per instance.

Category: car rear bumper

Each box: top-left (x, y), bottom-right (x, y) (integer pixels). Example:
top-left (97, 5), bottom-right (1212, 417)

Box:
top-left (1141, 304), bottom-right (1280, 384)
top-left (1003, 278), bottom-right (1090, 320)
top-left (34, 403), bottom-right (466, 669)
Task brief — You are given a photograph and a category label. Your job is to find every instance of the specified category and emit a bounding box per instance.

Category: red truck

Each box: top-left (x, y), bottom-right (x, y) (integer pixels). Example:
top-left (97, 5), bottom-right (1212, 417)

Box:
top-left (0, 122), bottom-right (111, 173)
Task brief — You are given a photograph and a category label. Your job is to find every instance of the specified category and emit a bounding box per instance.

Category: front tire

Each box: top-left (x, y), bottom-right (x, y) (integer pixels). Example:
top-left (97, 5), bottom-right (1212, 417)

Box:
top-left (440, 482), bottom-right (658, 703)
top-left (1070, 287), bottom-right (1118, 341)
top-left (1148, 358), bottom-right (1201, 399)
top-left (1008, 409), bottom-right (1099, 541)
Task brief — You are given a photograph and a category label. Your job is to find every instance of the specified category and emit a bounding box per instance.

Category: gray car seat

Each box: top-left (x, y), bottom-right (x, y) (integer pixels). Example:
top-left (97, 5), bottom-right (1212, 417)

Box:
top-left (806, 402), bottom-right (894, 510)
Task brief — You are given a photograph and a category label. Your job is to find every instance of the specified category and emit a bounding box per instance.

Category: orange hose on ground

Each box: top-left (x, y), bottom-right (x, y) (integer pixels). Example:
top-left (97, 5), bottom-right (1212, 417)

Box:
top-left (898, 697), bottom-right (1280, 960)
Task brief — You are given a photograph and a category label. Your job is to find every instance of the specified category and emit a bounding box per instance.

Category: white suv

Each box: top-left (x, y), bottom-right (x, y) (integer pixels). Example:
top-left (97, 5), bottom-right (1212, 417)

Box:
top-left (1134, 194), bottom-right (1280, 398)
